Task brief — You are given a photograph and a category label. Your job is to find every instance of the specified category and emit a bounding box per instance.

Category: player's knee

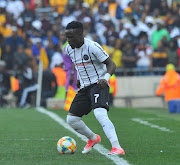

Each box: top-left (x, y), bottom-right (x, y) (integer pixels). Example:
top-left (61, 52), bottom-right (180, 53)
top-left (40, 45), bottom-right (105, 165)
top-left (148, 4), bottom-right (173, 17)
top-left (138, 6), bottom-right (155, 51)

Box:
top-left (94, 108), bottom-right (109, 124)
top-left (66, 115), bottom-right (75, 126)
top-left (66, 115), bottom-right (81, 128)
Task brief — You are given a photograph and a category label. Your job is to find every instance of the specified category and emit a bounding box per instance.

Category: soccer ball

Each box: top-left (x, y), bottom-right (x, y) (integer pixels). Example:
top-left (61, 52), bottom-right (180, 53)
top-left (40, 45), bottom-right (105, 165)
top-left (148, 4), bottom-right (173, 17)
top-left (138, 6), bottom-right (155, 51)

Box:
top-left (57, 136), bottom-right (77, 154)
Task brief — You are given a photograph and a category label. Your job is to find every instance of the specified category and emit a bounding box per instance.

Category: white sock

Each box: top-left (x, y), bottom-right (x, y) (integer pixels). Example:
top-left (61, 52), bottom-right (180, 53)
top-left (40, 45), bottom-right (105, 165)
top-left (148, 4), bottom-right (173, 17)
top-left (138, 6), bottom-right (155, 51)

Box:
top-left (66, 115), bottom-right (97, 140)
top-left (94, 108), bottom-right (122, 149)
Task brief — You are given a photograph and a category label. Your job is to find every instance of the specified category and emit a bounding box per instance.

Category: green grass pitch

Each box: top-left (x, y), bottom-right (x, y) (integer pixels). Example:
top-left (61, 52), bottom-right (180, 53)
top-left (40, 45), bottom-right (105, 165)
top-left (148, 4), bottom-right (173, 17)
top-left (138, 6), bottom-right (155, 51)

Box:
top-left (0, 107), bottom-right (180, 165)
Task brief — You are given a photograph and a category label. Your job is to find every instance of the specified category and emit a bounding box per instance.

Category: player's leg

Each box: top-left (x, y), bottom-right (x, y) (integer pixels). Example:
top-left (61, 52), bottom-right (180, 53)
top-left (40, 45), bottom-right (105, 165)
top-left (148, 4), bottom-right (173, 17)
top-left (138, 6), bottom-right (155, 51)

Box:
top-left (67, 114), bottom-right (97, 140)
top-left (94, 108), bottom-right (125, 155)
top-left (90, 84), bottom-right (125, 155)
top-left (66, 89), bottom-right (100, 153)
top-left (67, 114), bottom-right (101, 154)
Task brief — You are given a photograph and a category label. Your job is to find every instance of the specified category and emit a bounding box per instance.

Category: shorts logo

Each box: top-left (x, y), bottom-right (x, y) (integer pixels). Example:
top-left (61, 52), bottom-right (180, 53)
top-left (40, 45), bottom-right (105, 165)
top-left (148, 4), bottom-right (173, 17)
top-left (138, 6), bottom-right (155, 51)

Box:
top-left (83, 54), bottom-right (89, 60)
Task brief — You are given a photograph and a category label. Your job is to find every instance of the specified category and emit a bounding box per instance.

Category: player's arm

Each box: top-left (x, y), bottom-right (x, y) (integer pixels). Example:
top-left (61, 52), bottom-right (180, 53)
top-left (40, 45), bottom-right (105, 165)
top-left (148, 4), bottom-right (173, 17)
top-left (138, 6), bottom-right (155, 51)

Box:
top-left (92, 42), bottom-right (116, 88)
top-left (103, 57), bottom-right (116, 76)
top-left (97, 57), bottom-right (116, 88)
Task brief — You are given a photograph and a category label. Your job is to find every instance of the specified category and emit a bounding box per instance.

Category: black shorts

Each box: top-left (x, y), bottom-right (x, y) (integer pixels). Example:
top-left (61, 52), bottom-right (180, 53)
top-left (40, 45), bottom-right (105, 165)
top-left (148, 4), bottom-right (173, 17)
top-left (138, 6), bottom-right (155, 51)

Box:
top-left (69, 83), bottom-right (109, 117)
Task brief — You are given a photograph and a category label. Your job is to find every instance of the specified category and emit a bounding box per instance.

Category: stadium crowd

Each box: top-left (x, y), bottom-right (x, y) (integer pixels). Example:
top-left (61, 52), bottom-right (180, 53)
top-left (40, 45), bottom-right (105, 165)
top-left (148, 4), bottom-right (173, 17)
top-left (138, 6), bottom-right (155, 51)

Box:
top-left (0, 0), bottom-right (180, 107)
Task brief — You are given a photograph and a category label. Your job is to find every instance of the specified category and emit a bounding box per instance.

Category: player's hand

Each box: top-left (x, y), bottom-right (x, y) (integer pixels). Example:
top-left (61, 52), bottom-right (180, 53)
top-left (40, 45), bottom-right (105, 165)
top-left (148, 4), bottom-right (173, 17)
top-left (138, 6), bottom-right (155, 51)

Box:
top-left (97, 79), bottom-right (108, 88)
top-left (76, 80), bottom-right (80, 88)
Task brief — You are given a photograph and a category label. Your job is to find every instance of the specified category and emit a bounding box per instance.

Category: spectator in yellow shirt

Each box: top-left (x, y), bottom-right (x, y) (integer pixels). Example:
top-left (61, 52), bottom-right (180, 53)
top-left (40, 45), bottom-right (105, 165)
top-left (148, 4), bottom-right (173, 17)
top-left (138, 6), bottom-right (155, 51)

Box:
top-left (49, 0), bottom-right (68, 15)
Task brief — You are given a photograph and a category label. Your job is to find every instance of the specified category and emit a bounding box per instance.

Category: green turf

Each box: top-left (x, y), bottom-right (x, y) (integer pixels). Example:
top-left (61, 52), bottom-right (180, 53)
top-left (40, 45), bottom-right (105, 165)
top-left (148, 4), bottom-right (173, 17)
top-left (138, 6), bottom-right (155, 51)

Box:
top-left (0, 107), bottom-right (180, 165)
top-left (0, 108), bottom-right (113, 165)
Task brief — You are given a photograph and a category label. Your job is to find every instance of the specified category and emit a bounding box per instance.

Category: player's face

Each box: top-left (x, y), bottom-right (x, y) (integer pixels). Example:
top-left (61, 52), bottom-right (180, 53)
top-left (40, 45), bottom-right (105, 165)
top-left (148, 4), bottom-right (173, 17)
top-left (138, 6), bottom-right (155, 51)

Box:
top-left (65, 29), bottom-right (83, 49)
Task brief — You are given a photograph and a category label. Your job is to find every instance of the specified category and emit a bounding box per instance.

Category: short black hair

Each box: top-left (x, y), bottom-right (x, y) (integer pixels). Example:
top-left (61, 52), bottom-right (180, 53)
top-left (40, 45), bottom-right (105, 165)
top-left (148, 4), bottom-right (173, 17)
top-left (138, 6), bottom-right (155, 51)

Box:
top-left (66, 21), bottom-right (83, 31)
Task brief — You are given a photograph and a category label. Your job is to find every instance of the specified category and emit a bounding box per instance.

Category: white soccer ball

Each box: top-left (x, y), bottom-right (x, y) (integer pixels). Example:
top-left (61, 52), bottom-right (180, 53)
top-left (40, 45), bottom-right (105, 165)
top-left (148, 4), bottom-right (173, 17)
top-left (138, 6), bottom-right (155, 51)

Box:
top-left (57, 136), bottom-right (77, 154)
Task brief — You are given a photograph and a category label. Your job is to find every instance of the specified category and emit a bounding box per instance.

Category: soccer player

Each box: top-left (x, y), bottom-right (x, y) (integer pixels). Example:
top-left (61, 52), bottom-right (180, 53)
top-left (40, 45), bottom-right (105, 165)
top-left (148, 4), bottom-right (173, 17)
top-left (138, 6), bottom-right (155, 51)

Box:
top-left (65, 21), bottom-right (125, 155)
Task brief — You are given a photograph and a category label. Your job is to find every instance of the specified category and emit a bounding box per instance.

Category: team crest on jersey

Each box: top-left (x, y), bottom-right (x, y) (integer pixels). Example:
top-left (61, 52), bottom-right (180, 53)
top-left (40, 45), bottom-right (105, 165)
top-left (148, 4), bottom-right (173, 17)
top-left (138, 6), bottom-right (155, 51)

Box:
top-left (83, 54), bottom-right (89, 60)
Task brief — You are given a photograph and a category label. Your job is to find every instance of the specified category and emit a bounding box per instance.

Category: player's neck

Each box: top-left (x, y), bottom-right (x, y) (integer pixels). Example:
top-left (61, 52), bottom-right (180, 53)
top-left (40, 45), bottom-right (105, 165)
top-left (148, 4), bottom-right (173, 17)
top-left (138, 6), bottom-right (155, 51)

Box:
top-left (76, 39), bottom-right (84, 48)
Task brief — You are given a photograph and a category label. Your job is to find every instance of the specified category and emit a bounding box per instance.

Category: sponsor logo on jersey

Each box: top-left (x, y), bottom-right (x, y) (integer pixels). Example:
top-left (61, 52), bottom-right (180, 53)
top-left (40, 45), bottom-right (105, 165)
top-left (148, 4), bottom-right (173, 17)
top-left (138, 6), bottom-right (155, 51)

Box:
top-left (76, 62), bottom-right (92, 66)
top-left (83, 54), bottom-right (89, 60)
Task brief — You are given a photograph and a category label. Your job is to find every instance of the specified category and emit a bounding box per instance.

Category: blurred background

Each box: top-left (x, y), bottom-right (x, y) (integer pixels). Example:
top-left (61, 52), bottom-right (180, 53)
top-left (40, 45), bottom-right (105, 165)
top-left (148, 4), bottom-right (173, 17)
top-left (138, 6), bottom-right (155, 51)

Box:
top-left (0, 0), bottom-right (180, 109)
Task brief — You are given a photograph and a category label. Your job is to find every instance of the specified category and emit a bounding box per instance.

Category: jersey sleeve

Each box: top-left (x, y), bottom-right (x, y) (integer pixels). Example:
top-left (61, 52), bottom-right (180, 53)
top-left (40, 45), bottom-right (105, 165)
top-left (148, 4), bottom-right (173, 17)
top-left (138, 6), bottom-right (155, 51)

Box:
top-left (92, 42), bottom-right (109, 62)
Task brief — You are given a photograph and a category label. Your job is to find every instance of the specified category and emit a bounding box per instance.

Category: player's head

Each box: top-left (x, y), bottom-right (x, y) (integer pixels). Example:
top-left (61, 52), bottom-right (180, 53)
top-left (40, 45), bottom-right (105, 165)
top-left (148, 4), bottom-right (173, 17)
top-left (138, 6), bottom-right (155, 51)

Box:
top-left (65, 21), bottom-right (84, 49)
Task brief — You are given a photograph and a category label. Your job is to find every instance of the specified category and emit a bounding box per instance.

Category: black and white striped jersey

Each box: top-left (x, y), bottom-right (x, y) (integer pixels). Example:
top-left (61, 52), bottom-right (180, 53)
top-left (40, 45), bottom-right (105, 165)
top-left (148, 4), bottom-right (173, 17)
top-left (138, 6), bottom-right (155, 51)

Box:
top-left (65, 38), bottom-right (109, 89)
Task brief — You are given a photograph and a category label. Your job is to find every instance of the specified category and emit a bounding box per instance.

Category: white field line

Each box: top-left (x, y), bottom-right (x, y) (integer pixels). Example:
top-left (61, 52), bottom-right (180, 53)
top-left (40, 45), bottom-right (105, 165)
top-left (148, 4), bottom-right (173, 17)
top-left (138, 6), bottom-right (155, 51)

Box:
top-left (36, 107), bottom-right (131, 165)
top-left (131, 118), bottom-right (172, 132)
